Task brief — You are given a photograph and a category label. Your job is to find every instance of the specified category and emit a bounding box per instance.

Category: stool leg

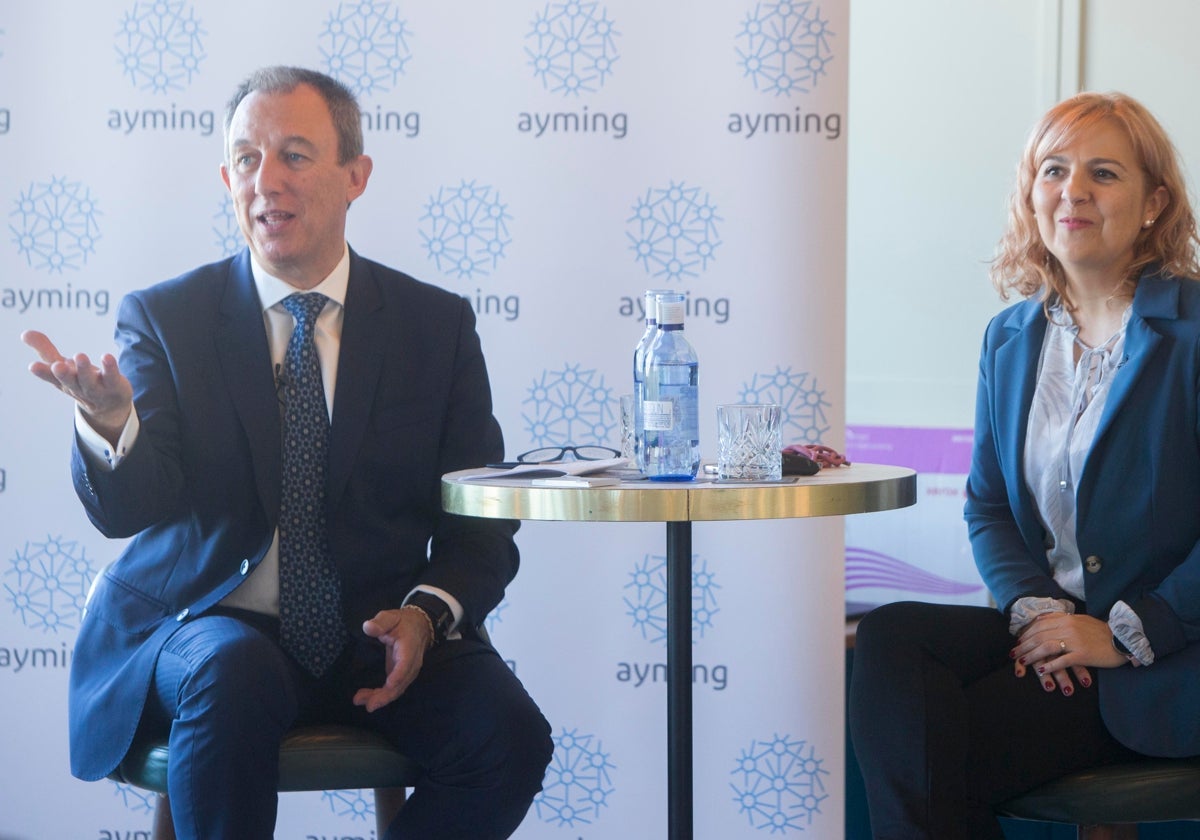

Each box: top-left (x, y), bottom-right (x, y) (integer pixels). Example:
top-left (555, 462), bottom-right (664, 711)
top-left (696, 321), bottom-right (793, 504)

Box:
top-left (374, 786), bottom-right (407, 837)
top-left (152, 793), bottom-right (178, 840)
top-left (1079, 825), bottom-right (1138, 840)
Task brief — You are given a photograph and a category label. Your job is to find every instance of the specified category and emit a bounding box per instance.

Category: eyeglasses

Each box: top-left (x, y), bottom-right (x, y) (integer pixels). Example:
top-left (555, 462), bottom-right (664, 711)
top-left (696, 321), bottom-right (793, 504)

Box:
top-left (517, 445), bottom-right (620, 463)
top-left (487, 445), bottom-right (621, 469)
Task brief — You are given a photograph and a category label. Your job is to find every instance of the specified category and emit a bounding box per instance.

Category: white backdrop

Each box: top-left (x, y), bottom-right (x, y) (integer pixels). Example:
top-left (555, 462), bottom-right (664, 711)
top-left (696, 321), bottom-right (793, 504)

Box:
top-left (0, 2), bottom-right (851, 837)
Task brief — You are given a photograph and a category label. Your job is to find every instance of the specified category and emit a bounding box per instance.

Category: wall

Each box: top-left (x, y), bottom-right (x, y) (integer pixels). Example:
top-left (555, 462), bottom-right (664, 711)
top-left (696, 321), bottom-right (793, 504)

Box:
top-left (846, 0), bottom-right (1200, 442)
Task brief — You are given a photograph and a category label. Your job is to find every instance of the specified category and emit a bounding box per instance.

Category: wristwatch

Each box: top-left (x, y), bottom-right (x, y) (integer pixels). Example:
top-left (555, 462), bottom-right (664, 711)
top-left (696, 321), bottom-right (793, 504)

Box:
top-left (1111, 633), bottom-right (1135, 661)
top-left (405, 591), bottom-right (455, 645)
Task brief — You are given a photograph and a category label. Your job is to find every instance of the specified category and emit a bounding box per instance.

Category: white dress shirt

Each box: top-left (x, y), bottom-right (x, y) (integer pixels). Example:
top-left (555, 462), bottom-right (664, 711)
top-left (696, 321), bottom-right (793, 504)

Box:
top-left (1024, 302), bottom-right (1129, 601)
top-left (1017, 302), bottom-right (1152, 663)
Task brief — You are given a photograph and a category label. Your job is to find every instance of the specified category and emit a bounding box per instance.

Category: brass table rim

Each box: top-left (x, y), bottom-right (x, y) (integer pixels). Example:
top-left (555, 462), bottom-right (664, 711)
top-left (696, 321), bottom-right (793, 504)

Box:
top-left (442, 462), bottom-right (917, 523)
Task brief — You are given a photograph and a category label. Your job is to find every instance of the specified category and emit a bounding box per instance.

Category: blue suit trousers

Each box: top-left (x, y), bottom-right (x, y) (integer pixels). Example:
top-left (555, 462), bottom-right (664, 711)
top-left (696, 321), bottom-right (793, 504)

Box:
top-left (142, 608), bottom-right (552, 840)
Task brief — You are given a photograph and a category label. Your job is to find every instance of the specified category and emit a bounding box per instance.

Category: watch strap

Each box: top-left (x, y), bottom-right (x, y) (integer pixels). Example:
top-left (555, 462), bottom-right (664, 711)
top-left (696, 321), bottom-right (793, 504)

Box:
top-left (405, 591), bottom-right (455, 644)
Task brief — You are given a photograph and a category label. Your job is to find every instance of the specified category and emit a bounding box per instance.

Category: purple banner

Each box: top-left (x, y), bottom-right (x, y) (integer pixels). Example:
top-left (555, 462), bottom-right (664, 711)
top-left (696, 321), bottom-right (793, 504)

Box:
top-left (845, 425), bottom-right (973, 475)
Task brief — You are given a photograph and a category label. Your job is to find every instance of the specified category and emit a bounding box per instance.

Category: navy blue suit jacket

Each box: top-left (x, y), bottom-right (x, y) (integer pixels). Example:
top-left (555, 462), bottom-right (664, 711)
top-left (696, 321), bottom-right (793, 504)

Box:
top-left (67, 249), bottom-right (518, 780)
top-left (965, 268), bottom-right (1200, 757)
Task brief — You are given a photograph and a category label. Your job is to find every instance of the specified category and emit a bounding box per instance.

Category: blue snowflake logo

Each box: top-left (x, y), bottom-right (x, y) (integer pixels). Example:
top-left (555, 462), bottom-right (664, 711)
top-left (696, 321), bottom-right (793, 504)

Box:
top-left (114, 0), bottom-right (206, 94)
top-left (627, 181), bottom-right (722, 283)
top-left (213, 195), bottom-right (242, 257)
top-left (320, 0), bottom-right (413, 96)
top-left (522, 364), bottom-right (617, 447)
top-left (4, 536), bottom-right (96, 633)
top-left (739, 366), bottom-right (829, 445)
top-left (111, 781), bottom-right (157, 815)
top-left (731, 734), bottom-right (828, 833)
top-left (624, 553), bottom-right (720, 645)
top-left (735, 2), bottom-right (836, 96)
top-left (322, 789), bottom-right (373, 821)
top-left (10, 176), bottom-right (102, 273)
top-left (534, 727), bottom-right (616, 827)
top-left (525, 1), bottom-right (620, 96)
top-left (420, 180), bottom-right (512, 280)
top-left (484, 598), bottom-right (509, 636)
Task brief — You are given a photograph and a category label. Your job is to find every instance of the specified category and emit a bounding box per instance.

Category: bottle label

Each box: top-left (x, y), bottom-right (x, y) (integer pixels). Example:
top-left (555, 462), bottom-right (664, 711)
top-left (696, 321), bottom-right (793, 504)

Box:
top-left (643, 388), bottom-right (698, 435)
top-left (643, 400), bottom-right (675, 431)
top-left (657, 299), bottom-right (685, 326)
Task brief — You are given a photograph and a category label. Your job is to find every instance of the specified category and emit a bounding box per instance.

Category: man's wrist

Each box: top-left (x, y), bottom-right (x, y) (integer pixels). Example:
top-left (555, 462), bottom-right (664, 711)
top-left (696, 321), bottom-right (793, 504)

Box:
top-left (400, 604), bottom-right (436, 650)
top-left (86, 406), bottom-right (133, 443)
top-left (75, 403), bottom-right (138, 469)
top-left (403, 591), bottom-right (454, 645)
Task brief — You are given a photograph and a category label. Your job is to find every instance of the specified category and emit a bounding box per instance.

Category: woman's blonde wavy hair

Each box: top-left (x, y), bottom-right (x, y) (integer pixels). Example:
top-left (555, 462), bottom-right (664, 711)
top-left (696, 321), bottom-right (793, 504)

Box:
top-left (990, 92), bottom-right (1200, 309)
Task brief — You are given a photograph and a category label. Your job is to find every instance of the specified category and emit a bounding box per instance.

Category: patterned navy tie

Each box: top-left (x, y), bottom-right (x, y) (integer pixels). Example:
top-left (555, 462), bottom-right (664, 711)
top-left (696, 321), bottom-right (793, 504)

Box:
top-left (278, 292), bottom-right (345, 676)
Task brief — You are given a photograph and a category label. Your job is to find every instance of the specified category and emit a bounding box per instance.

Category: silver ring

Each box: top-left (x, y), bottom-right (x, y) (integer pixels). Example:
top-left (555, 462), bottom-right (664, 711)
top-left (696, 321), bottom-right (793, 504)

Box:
top-left (1059, 639), bottom-right (1067, 653)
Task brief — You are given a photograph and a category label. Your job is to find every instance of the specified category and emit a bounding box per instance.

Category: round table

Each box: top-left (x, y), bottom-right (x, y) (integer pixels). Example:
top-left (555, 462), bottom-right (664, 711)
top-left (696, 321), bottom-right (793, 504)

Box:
top-left (443, 463), bottom-right (917, 840)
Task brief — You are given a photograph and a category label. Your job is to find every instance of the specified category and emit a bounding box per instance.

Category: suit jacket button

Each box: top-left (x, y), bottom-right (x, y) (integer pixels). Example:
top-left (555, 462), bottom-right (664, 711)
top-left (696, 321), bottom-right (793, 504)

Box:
top-left (1085, 555), bottom-right (1102, 573)
top-left (240, 559), bottom-right (250, 575)
top-left (175, 608), bottom-right (189, 621)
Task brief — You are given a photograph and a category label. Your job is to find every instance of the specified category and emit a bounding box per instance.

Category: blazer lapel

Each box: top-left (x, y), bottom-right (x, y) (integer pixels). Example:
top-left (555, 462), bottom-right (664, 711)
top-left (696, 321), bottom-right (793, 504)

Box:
top-left (994, 301), bottom-right (1045, 483)
top-left (993, 300), bottom-right (1046, 536)
top-left (327, 251), bottom-right (385, 509)
top-left (214, 252), bottom-right (282, 518)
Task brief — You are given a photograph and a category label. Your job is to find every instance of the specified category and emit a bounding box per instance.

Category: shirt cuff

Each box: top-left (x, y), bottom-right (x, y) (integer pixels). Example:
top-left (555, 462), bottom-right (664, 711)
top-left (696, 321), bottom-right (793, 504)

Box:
top-left (1008, 596), bottom-right (1075, 636)
top-left (74, 404), bottom-right (139, 470)
top-left (1109, 600), bottom-right (1155, 666)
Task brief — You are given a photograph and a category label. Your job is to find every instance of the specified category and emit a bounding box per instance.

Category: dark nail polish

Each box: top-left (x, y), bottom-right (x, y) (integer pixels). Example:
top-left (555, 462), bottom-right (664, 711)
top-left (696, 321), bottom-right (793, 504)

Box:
top-left (1063, 686), bottom-right (1073, 696)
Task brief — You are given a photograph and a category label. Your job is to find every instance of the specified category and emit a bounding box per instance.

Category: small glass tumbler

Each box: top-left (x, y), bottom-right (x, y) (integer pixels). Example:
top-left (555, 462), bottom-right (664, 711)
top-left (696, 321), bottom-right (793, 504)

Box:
top-left (619, 394), bottom-right (637, 461)
top-left (716, 403), bottom-right (783, 481)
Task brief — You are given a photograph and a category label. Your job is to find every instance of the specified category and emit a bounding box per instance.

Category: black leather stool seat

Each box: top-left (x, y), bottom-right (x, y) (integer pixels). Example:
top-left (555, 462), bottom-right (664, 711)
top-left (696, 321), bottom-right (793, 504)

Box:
top-left (111, 723), bottom-right (423, 793)
top-left (998, 757), bottom-right (1200, 826)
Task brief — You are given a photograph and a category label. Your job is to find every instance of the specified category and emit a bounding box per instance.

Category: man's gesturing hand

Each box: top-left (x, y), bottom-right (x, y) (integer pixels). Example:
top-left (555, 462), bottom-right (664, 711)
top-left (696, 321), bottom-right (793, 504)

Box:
top-left (22, 330), bottom-right (133, 443)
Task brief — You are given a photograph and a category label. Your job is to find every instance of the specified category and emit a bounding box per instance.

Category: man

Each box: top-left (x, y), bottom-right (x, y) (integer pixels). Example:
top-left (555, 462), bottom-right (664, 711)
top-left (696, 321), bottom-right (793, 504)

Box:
top-left (22, 66), bottom-right (552, 839)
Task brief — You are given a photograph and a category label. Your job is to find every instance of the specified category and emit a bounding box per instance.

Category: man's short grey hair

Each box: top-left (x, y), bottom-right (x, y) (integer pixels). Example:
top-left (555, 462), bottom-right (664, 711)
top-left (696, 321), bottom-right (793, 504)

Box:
top-left (224, 66), bottom-right (364, 165)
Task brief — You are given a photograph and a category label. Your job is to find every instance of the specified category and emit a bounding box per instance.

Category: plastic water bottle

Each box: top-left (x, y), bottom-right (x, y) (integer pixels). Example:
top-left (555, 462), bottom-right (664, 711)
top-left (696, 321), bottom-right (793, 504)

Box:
top-left (632, 289), bottom-right (669, 472)
top-left (641, 292), bottom-right (699, 480)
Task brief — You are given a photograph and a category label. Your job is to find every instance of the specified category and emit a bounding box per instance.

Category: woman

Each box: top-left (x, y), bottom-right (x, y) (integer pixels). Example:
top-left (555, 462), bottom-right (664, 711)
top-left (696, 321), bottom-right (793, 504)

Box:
top-left (849, 92), bottom-right (1200, 838)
